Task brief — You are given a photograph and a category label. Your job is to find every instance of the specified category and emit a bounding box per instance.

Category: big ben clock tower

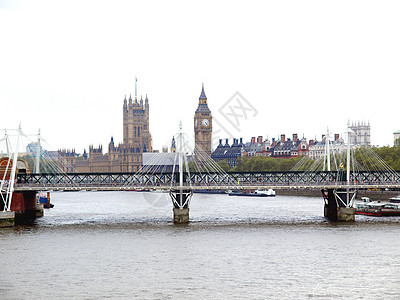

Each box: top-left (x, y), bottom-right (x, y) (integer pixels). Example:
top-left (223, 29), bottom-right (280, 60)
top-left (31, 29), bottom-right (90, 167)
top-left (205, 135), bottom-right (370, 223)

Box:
top-left (194, 83), bottom-right (212, 156)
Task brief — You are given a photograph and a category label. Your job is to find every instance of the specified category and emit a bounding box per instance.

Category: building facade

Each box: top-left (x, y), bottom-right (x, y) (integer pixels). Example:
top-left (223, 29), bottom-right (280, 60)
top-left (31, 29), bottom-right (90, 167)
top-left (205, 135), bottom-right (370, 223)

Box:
top-left (240, 134), bottom-right (309, 159)
top-left (211, 138), bottom-right (243, 167)
top-left (194, 84), bottom-right (212, 156)
top-left (59, 80), bottom-right (152, 173)
top-left (307, 134), bottom-right (345, 160)
top-left (394, 130), bottom-right (400, 147)
top-left (349, 120), bottom-right (371, 145)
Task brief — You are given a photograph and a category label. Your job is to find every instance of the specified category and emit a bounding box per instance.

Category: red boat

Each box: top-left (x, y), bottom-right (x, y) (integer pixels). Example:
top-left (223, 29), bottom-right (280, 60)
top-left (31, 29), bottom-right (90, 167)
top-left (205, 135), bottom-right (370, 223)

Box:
top-left (354, 198), bottom-right (400, 217)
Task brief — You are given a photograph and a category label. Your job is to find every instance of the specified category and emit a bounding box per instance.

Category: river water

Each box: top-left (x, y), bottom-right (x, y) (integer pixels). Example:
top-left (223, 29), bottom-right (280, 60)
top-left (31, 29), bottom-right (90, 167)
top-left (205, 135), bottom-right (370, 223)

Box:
top-left (1, 191), bottom-right (400, 299)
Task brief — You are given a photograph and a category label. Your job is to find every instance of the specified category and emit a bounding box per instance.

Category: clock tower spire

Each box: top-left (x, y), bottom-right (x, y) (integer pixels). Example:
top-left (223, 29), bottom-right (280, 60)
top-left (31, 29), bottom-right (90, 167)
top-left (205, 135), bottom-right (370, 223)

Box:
top-left (194, 83), bottom-right (212, 156)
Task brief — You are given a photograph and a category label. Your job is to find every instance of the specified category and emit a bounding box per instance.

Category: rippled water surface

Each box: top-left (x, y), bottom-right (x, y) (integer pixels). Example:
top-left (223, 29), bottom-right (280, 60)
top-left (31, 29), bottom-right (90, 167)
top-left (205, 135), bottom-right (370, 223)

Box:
top-left (1, 191), bottom-right (400, 299)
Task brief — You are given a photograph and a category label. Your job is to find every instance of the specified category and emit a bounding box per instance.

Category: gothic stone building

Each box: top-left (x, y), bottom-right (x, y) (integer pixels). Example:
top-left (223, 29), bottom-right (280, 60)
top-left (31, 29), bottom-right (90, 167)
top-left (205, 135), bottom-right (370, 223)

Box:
top-left (59, 87), bottom-right (152, 173)
top-left (194, 84), bottom-right (212, 156)
top-left (349, 120), bottom-right (371, 146)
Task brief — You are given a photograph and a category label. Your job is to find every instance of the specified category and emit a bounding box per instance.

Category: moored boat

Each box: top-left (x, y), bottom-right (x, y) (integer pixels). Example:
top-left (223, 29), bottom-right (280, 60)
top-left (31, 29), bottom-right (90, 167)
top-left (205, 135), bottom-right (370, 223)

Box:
top-left (194, 189), bottom-right (227, 194)
top-left (354, 198), bottom-right (400, 217)
top-left (228, 189), bottom-right (276, 197)
top-left (389, 195), bottom-right (400, 203)
top-left (36, 192), bottom-right (54, 209)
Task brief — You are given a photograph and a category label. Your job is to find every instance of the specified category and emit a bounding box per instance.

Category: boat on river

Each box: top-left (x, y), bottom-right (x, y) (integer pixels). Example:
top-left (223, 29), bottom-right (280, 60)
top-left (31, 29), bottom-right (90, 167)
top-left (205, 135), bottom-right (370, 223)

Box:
top-left (389, 195), bottom-right (400, 203)
top-left (36, 192), bottom-right (54, 209)
top-left (228, 189), bottom-right (276, 197)
top-left (354, 197), bottom-right (400, 216)
top-left (194, 189), bottom-right (227, 194)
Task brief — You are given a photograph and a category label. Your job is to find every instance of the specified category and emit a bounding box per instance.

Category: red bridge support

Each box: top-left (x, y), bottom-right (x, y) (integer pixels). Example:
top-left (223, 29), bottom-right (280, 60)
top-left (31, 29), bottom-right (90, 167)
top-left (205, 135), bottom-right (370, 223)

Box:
top-left (10, 191), bottom-right (38, 224)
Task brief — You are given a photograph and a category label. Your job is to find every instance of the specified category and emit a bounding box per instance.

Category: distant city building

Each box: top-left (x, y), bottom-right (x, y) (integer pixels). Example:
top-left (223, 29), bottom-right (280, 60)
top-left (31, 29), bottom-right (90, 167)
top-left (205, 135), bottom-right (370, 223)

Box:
top-left (211, 133), bottom-right (348, 166)
top-left (212, 138), bottom-right (243, 167)
top-left (242, 136), bottom-right (267, 157)
top-left (142, 152), bottom-right (178, 173)
top-left (349, 120), bottom-right (371, 145)
top-left (194, 84), bottom-right (212, 156)
top-left (44, 151), bottom-right (59, 160)
top-left (270, 134), bottom-right (309, 158)
top-left (394, 130), bottom-right (400, 147)
top-left (308, 134), bottom-right (345, 160)
top-left (240, 134), bottom-right (309, 159)
top-left (212, 134), bottom-right (312, 167)
top-left (58, 149), bottom-right (78, 173)
top-left (59, 79), bottom-right (152, 173)
top-left (170, 136), bottom-right (176, 153)
top-left (59, 82), bottom-right (211, 173)
top-left (26, 142), bottom-right (42, 155)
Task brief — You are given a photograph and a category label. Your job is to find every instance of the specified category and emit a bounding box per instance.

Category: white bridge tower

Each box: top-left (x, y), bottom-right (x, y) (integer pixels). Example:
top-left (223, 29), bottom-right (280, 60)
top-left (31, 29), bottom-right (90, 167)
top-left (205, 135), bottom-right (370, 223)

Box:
top-left (169, 122), bottom-right (193, 223)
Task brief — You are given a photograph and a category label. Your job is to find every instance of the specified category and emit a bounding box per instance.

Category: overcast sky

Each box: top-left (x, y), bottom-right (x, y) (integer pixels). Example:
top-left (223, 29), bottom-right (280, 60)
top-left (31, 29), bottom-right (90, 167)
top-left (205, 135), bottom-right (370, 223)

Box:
top-left (1, 0), bottom-right (399, 153)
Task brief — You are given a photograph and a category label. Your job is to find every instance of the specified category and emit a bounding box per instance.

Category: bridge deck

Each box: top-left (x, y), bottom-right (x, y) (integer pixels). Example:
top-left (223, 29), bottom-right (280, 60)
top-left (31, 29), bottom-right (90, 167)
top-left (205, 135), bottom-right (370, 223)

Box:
top-left (12, 183), bottom-right (400, 192)
top-left (10, 171), bottom-right (400, 192)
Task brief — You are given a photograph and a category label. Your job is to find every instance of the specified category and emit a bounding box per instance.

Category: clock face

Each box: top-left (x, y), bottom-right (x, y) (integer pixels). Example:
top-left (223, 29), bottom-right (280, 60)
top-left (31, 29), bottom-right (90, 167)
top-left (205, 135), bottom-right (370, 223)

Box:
top-left (202, 119), bottom-right (209, 127)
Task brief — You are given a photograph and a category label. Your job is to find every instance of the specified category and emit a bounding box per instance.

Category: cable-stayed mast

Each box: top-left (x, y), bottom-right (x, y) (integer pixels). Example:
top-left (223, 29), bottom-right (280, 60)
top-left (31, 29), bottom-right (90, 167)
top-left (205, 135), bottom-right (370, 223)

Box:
top-left (169, 121), bottom-right (193, 223)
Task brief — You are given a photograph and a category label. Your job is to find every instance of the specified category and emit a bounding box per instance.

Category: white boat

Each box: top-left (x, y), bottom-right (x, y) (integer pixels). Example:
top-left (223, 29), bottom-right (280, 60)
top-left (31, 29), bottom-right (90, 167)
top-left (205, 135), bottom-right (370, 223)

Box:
top-left (255, 189), bottom-right (276, 196)
top-left (152, 189), bottom-right (169, 193)
top-left (389, 195), bottom-right (400, 203)
top-left (228, 188), bottom-right (276, 197)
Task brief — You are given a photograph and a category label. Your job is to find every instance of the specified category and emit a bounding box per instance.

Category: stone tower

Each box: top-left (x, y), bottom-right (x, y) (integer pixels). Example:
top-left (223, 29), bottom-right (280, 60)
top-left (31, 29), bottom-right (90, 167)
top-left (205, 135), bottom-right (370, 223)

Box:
top-left (171, 136), bottom-right (176, 153)
top-left (60, 78), bottom-right (153, 173)
top-left (194, 83), bottom-right (212, 156)
top-left (349, 120), bottom-right (371, 145)
top-left (122, 79), bottom-right (152, 172)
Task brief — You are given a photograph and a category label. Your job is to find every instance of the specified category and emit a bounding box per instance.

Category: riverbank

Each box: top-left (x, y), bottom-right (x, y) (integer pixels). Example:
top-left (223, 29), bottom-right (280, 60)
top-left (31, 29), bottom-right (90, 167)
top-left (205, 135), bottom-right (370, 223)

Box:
top-left (276, 188), bottom-right (400, 201)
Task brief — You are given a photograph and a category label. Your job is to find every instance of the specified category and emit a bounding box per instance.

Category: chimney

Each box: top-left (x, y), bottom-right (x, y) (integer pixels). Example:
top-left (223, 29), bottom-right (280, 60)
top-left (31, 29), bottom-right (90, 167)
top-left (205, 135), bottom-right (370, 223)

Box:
top-left (225, 139), bottom-right (229, 147)
top-left (239, 138), bottom-right (243, 145)
top-left (334, 134), bottom-right (339, 141)
top-left (272, 138), bottom-right (277, 147)
top-left (293, 134), bottom-right (298, 143)
top-left (281, 134), bottom-right (285, 143)
top-left (309, 139), bottom-right (314, 146)
top-left (251, 137), bottom-right (256, 144)
top-left (322, 134), bottom-right (326, 141)
top-left (257, 136), bottom-right (263, 144)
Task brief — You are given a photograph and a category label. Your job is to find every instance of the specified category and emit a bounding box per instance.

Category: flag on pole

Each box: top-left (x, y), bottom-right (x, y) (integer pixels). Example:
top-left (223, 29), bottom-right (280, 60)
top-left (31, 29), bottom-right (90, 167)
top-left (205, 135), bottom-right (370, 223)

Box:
top-left (135, 77), bottom-right (137, 99)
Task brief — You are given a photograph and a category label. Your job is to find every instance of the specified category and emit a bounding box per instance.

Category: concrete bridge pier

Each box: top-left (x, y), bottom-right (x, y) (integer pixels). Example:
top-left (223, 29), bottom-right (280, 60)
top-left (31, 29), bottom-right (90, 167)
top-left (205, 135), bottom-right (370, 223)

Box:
top-left (170, 188), bottom-right (192, 224)
top-left (322, 189), bottom-right (355, 222)
top-left (0, 211), bottom-right (15, 227)
top-left (35, 203), bottom-right (44, 218)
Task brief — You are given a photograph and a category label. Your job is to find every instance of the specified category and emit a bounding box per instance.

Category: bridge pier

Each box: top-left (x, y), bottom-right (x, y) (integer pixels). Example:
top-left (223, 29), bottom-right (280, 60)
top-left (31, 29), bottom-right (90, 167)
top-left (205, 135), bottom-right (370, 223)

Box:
top-left (0, 211), bottom-right (15, 227)
top-left (1, 191), bottom-right (39, 225)
top-left (35, 203), bottom-right (44, 218)
top-left (173, 208), bottom-right (190, 223)
top-left (12, 191), bottom-right (38, 224)
top-left (170, 188), bottom-right (192, 224)
top-left (322, 189), bottom-right (355, 222)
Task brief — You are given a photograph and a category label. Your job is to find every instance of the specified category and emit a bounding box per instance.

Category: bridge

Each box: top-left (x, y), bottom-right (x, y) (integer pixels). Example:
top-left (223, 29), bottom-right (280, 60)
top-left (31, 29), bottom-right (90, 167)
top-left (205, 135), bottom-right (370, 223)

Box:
top-left (2, 123), bottom-right (400, 225)
top-left (14, 170), bottom-right (400, 191)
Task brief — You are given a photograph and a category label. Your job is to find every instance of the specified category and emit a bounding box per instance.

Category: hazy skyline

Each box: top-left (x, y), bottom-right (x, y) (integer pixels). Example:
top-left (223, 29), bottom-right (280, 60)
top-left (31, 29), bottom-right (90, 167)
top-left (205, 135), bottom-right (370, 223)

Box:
top-left (1, 0), bottom-right (399, 153)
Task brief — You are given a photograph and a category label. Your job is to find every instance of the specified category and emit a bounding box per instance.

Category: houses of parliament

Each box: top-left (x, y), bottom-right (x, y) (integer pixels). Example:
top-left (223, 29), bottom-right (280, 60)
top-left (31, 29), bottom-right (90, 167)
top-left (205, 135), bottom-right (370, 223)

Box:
top-left (59, 81), bottom-right (212, 173)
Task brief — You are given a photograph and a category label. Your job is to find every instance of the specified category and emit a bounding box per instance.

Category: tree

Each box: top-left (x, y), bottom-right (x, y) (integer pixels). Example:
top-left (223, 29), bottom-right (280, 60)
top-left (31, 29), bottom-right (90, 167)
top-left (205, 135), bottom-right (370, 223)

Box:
top-left (217, 159), bottom-right (230, 172)
top-left (232, 155), bottom-right (305, 172)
